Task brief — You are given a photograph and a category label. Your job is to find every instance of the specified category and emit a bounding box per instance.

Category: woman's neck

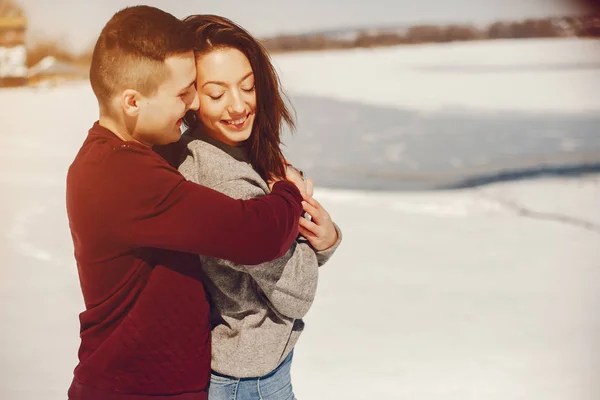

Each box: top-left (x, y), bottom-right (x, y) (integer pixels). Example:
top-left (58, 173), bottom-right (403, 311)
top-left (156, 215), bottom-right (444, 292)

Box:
top-left (192, 127), bottom-right (249, 163)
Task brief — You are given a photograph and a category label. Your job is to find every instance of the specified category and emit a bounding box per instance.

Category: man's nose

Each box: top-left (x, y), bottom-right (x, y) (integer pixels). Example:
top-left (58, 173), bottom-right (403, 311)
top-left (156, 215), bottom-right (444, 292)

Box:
top-left (188, 88), bottom-right (200, 111)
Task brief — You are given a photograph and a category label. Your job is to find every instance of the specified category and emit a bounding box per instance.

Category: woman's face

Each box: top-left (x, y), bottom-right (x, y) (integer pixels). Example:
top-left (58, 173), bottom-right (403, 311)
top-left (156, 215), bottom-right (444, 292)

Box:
top-left (195, 47), bottom-right (256, 146)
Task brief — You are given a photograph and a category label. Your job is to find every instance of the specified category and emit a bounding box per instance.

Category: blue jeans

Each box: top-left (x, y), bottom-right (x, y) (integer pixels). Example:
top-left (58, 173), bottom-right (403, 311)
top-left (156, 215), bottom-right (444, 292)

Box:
top-left (208, 350), bottom-right (297, 400)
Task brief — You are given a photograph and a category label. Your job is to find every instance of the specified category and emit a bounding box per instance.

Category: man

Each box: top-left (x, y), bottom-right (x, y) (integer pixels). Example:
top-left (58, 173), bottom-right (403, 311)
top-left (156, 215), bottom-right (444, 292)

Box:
top-left (66, 6), bottom-right (305, 400)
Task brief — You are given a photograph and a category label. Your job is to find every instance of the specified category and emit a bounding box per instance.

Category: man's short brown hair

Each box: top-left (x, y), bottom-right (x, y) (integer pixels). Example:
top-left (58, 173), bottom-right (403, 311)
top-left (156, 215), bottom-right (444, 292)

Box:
top-left (90, 5), bottom-right (195, 109)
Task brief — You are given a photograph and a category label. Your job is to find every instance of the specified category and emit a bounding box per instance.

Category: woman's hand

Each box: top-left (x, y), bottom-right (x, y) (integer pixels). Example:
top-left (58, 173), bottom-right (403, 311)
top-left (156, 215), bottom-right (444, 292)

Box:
top-left (299, 196), bottom-right (338, 251)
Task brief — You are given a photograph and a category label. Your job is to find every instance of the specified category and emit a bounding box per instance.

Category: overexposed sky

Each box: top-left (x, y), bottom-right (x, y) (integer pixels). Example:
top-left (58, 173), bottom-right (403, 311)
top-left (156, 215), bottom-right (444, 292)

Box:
top-left (16, 0), bottom-right (586, 52)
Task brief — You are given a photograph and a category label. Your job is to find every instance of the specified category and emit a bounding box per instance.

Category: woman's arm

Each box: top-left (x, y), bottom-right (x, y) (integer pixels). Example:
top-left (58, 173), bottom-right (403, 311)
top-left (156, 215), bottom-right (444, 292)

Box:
top-left (202, 179), bottom-right (320, 319)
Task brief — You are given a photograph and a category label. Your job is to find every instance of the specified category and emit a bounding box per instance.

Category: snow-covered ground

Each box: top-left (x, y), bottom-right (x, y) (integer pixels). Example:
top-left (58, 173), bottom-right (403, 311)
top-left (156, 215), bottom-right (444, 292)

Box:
top-left (1, 38), bottom-right (599, 400)
top-left (275, 38), bottom-right (600, 190)
top-left (273, 38), bottom-right (600, 113)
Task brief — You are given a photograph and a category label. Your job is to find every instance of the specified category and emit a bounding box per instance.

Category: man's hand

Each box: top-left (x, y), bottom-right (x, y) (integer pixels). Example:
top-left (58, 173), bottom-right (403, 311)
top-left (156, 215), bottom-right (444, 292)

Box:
top-left (268, 164), bottom-right (311, 197)
top-left (299, 196), bottom-right (338, 251)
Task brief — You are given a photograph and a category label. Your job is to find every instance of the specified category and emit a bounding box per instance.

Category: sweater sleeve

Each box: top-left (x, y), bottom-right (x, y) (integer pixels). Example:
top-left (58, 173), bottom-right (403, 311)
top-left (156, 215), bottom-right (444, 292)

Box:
top-left (201, 179), bottom-right (320, 319)
top-left (109, 147), bottom-right (303, 265)
top-left (313, 222), bottom-right (343, 266)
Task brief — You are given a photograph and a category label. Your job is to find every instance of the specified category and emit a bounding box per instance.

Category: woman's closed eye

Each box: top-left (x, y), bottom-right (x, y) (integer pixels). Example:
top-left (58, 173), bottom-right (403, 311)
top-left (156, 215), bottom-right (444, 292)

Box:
top-left (208, 93), bottom-right (224, 101)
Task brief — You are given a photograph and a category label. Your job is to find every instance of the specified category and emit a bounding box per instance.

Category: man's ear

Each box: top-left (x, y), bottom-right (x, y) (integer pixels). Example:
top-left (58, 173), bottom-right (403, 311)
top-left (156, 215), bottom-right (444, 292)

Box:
top-left (121, 89), bottom-right (141, 117)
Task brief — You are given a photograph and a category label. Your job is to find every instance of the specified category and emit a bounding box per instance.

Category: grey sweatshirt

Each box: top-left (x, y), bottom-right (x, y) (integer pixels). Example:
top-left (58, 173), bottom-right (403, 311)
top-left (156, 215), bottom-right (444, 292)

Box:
top-left (178, 132), bottom-right (342, 378)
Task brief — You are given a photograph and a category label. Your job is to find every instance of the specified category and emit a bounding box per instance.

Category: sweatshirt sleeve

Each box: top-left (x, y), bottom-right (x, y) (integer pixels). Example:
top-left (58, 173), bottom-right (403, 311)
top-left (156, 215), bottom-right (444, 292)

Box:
top-left (200, 179), bottom-right (319, 319)
top-left (109, 147), bottom-right (303, 265)
top-left (313, 222), bottom-right (343, 266)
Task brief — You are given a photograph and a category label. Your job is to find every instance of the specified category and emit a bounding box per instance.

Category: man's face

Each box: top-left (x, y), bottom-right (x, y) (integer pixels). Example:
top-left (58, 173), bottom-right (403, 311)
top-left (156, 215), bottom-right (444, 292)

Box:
top-left (135, 51), bottom-right (199, 146)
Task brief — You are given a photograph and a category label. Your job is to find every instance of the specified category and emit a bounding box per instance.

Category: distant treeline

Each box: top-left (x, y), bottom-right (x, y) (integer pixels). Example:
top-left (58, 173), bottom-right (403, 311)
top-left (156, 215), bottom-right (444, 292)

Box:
top-left (261, 14), bottom-right (600, 53)
top-left (26, 14), bottom-right (600, 68)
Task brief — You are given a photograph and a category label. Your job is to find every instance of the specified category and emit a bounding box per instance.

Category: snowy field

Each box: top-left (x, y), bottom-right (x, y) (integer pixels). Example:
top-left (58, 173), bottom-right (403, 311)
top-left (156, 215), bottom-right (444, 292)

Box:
top-left (1, 38), bottom-right (599, 399)
top-left (275, 38), bottom-right (600, 190)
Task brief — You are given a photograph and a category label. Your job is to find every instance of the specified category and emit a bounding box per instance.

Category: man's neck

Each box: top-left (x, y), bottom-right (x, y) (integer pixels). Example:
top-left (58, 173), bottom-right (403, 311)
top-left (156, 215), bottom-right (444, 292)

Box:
top-left (98, 115), bottom-right (151, 148)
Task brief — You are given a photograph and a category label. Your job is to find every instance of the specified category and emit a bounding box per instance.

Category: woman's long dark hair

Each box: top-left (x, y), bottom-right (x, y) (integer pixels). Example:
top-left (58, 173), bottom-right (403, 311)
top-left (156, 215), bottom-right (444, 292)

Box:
top-left (182, 14), bottom-right (295, 182)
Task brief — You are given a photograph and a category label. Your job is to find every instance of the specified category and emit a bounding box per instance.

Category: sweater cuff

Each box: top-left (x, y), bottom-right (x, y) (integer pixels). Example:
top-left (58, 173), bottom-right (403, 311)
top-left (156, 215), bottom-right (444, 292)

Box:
top-left (271, 181), bottom-right (304, 214)
top-left (315, 222), bottom-right (342, 266)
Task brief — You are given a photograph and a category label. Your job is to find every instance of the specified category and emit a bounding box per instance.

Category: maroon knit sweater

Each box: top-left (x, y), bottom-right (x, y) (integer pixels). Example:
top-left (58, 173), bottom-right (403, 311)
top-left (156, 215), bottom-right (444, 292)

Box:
top-left (66, 123), bottom-right (303, 400)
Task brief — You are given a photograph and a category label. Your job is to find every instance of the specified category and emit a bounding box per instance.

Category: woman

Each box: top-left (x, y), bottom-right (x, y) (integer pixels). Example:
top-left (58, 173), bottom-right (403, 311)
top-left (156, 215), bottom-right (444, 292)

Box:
top-left (178, 14), bottom-right (342, 400)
